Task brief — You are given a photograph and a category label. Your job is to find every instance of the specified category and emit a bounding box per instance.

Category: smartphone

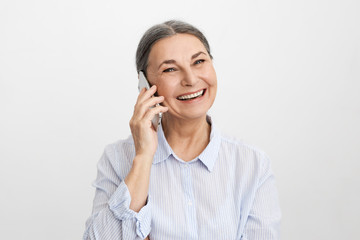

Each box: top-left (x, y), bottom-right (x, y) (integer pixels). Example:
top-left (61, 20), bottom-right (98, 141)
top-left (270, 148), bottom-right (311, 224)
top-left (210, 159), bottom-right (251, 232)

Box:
top-left (138, 71), bottom-right (162, 130)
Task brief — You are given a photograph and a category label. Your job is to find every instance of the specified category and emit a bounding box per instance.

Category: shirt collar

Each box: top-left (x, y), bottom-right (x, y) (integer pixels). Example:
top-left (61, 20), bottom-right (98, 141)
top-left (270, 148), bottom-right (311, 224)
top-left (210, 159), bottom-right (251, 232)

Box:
top-left (152, 123), bottom-right (173, 165)
top-left (152, 115), bottom-right (221, 172)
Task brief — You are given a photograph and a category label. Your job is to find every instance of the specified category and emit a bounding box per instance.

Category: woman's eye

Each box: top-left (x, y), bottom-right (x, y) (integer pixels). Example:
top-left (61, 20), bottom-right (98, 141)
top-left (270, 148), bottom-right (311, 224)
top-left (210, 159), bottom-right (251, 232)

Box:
top-left (163, 68), bottom-right (175, 72)
top-left (194, 59), bottom-right (205, 65)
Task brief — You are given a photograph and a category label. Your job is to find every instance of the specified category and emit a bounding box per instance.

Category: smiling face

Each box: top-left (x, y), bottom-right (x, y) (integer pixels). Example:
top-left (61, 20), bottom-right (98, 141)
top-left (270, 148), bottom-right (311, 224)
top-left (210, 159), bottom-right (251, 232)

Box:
top-left (146, 33), bottom-right (217, 122)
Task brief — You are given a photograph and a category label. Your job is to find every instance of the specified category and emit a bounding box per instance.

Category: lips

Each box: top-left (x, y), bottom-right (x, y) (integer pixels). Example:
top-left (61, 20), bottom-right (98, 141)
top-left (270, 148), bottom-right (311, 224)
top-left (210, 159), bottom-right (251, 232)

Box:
top-left (176, 89), bottom-right (206, 101)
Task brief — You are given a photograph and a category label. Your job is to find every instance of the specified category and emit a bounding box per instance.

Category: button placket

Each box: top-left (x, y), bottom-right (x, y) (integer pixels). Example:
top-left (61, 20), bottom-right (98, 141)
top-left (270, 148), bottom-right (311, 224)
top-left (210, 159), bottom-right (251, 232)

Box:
top-left (181, 163), bottom-right (198, 239)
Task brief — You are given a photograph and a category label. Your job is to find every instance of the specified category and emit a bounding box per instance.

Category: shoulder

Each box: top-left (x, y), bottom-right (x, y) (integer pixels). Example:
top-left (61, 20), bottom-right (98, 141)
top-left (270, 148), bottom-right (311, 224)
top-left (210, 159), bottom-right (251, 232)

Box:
top-left (100, 135), bottom-right (135, 176)
top-left (217, 133), bottom-right (274, 189)
top-left (218, 132), bottom-right (271, 169)
top-left (105, 135), bottom-right (135, 155)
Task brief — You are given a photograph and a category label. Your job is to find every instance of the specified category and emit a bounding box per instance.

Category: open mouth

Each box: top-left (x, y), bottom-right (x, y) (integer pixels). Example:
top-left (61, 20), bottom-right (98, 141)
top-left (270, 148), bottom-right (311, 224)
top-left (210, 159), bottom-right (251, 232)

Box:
top-left (177, 89), bottom-right (206, 101)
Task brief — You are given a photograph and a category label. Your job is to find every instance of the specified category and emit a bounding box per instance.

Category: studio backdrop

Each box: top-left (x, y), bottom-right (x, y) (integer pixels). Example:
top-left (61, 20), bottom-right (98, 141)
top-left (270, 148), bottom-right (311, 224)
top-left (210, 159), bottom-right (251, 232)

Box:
top-left (1, 0), bottom-right (359, 239)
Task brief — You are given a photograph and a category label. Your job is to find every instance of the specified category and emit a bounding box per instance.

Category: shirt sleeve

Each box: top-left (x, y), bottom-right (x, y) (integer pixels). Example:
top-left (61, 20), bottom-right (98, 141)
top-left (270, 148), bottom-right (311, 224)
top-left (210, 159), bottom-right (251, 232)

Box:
top-left (241, 153), bottom-right (282, 240)
top-left (83, 145), bottom-right (152, 240)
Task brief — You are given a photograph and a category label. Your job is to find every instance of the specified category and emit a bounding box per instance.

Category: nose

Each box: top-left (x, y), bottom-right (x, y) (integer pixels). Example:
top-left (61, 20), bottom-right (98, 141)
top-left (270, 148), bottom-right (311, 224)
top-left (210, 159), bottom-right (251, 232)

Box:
top-left (181, 68), bottom-right (199, 87)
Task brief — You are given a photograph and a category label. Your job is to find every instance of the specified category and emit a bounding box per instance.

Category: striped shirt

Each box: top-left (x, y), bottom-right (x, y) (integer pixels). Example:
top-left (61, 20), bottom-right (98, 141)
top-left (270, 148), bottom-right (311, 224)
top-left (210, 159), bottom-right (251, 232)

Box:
top-left (83, 118), bottom-right (281, 239)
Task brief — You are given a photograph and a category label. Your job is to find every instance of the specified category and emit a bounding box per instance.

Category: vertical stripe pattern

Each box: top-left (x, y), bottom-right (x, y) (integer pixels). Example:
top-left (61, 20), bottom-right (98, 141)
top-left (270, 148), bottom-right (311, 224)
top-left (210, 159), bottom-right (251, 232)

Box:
top-left (83, 118), bottom-right (281, 239)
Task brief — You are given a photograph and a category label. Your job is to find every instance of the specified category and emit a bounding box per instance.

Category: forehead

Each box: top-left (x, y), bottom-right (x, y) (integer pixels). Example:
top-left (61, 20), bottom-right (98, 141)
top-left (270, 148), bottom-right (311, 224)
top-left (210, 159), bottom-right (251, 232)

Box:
top-left (148, 34), bottom-right (207, 63)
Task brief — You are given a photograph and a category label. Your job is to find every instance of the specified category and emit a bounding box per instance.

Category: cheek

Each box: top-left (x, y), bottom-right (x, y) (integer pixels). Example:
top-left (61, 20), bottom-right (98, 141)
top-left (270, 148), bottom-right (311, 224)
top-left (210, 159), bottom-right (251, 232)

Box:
top-left (156, 82), bottom-right (176, 98)
top-left (201, 65), bottom-right (217, 85)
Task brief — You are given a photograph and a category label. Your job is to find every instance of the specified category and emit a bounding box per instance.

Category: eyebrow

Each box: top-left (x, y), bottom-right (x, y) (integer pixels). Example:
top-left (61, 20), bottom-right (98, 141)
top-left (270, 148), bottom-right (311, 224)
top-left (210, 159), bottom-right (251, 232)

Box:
top-left (157, 51), bottom-right (207, 70)
top-left (191, 51), bottom-right (206, 59)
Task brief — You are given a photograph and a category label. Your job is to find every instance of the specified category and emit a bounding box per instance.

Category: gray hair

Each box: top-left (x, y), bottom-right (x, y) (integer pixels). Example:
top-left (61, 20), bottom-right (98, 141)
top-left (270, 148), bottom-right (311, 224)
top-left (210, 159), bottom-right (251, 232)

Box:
top-left (135, 20), bottom-right (213, 76)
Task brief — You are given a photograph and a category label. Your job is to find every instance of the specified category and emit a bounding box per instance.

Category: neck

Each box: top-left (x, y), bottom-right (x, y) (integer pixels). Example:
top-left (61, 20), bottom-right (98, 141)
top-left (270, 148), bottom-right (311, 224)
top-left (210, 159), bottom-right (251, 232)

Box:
top-left (161, 114), bottom-right (211, 161)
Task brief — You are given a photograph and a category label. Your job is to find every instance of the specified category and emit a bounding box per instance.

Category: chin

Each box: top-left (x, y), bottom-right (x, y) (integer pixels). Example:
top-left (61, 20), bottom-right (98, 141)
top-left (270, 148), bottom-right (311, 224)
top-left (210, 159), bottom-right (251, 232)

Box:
top-left (174, 107), bottom-right (211, 121)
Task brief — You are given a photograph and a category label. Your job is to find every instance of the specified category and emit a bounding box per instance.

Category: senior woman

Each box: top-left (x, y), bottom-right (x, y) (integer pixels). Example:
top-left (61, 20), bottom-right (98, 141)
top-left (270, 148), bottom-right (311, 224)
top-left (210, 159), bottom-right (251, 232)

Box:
top-left (83, 20), bottom-right (281, 240)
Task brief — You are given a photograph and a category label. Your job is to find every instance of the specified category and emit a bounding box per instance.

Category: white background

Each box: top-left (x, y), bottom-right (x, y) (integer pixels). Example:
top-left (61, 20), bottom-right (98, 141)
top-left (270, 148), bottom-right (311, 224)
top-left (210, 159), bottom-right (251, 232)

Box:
top-left (1, 0), bottom-right (359, 239)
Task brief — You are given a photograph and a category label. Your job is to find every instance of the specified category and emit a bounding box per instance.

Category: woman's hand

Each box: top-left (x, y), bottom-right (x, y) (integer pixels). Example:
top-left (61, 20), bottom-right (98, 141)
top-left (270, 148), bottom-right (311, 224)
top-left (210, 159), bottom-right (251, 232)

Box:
top-left (129, 85), bottom-right (168, 160)
top-left (126, 85), bottom-right (168, 212)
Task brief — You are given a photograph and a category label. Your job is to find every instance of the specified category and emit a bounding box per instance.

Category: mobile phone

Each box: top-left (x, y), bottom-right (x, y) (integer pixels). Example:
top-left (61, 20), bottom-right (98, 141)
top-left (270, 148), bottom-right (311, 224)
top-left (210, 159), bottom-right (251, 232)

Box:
top-left (138, 71), bottom-right (162, 130)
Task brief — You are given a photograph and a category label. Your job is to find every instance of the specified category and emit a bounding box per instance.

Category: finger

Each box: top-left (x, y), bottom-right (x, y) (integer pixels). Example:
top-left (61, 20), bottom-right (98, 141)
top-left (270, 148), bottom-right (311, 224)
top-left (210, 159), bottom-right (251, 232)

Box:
top-left (142, 95), bottom-right (165, 109)
top-left (143, 105), bottom-right (168, 122)
top-left (135, 87), bottom-right (147, 103)
top-left (137, 85), bottom-right (157, 103)
top-left (134, 96), bottom-right (165, 119)
top-left (133, 86), bottom-right (156, 115)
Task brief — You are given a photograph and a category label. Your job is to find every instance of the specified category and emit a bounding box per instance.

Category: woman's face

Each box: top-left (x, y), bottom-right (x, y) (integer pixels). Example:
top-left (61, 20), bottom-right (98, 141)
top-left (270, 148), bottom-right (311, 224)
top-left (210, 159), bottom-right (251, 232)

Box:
top-left (146, 33), bottom-right (217, 121)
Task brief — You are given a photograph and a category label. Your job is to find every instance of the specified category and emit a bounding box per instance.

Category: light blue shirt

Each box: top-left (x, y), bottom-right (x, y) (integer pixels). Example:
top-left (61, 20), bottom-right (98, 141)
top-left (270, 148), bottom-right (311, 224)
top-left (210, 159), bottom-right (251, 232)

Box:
top-left (84, 117), bottom-right (281, 239)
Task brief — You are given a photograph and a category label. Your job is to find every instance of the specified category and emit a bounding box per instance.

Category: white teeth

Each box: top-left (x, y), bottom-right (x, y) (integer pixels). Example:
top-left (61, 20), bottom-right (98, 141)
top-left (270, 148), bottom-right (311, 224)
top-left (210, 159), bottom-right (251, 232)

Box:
top-left (178, 90), bottom-right (204, 100)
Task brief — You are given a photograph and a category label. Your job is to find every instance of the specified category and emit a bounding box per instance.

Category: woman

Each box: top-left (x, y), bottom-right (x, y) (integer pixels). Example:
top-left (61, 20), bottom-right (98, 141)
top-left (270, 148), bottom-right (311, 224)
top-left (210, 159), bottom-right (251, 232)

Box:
top-left (84, 20), bottom-right (281, 240)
